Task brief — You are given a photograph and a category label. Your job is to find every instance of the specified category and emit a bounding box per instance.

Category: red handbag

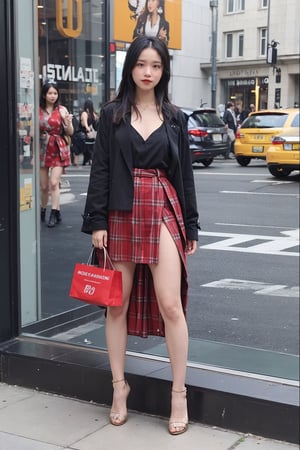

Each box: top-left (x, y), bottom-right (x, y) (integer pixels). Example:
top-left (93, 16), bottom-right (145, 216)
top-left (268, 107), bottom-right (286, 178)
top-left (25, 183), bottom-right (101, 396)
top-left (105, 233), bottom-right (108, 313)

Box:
top-left (69, 247), bottom-right (122, 307)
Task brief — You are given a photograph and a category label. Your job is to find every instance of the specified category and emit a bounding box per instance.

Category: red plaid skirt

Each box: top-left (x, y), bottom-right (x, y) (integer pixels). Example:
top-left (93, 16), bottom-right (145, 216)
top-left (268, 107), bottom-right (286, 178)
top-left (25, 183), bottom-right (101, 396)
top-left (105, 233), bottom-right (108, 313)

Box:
top-left (108, 168), bottom-right (187, 338)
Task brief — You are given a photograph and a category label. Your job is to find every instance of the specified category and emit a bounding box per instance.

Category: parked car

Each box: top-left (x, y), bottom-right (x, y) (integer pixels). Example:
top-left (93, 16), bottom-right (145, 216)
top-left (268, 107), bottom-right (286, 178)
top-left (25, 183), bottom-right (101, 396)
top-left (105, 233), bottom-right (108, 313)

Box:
top-left (266, 129), bottom-right (300, 178)
top-left (234, 108), bottom-right (299, 166)
top-left (180, 107), bottom-right (230, 166)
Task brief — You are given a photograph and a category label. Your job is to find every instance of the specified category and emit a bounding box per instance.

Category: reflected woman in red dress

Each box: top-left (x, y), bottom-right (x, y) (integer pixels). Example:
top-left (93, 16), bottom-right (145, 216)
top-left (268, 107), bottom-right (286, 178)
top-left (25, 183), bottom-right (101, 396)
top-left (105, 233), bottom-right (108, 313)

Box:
top-left (39, 80), bottom-right (73, 227)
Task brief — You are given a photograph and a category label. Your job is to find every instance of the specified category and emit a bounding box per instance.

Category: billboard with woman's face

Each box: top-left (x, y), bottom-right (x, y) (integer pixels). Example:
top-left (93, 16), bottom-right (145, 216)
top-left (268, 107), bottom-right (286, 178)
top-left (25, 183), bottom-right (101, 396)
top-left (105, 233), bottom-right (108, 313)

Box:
top-left (114, 0), bottom-right (182, 49)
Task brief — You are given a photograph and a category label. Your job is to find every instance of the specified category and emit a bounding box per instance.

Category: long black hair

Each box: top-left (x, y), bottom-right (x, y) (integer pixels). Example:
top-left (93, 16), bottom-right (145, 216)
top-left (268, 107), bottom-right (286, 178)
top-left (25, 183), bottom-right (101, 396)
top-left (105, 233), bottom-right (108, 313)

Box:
top-left (83, 99), bottom-right (96, 116)
top-left (113, 36), bottom-right (175, 124)
top-left (40, 80), bottom-right (60, 109)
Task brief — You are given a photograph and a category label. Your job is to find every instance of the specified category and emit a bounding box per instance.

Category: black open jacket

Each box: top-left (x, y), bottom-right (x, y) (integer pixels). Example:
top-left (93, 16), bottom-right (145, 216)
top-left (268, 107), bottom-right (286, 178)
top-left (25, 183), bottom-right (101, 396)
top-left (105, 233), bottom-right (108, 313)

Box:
top-left (81, 102), bottom-right (200, 241)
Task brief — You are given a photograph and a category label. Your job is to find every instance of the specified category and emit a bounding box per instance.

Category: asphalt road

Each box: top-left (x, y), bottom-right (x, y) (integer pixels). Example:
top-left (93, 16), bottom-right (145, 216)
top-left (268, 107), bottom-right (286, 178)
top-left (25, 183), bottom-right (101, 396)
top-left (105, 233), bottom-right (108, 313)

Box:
top-left (188, 159), bottom-right (299, 355)
top-left (40, 158), bottom-right (299, 356)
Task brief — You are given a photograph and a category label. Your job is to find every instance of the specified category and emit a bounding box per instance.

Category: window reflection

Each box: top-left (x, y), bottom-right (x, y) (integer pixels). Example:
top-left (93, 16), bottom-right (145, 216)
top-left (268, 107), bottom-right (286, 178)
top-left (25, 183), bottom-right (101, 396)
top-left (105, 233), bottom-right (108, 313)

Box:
top-left (38, 0), bottom-right (105, 115)
top-left (37, 0), bottom-right (105, 320)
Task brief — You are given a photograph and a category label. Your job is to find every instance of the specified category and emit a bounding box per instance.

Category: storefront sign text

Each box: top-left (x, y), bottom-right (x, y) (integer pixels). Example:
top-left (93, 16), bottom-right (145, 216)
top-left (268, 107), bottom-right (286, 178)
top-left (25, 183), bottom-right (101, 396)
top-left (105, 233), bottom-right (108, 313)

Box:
top-left (56, 0), bottom-right (82, 38)
top-left (227, 77), bottom-right (269, 87)
top-left (229, 69), bottom-right (259, 77)
top-left (42, 64), bottom-right (99, 83)
top-left (228, 78), bottom-right (256, 87)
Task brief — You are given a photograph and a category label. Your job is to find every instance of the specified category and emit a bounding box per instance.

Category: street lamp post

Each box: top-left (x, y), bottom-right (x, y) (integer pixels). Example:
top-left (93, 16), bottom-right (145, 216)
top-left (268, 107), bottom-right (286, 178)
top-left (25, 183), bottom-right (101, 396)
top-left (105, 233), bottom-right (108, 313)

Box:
top-left (210, 0), bottom-right (218, 108)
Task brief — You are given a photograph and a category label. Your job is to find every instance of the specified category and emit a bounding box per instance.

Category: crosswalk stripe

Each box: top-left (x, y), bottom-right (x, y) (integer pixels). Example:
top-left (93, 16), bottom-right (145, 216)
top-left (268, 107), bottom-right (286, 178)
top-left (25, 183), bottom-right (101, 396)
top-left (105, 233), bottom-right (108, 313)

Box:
top-left (199, 231), bottom-right (299, 257)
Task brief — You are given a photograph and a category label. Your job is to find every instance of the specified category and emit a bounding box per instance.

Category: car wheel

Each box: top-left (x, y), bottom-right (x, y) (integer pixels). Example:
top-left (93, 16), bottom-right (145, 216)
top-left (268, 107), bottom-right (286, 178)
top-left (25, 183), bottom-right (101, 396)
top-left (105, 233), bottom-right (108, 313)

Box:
top-left (268, 166), bottom-right (291, 178)
top-left (236, 156), bottom-right (251, 166)
top-left (202, 158), bottom-right (214, 167)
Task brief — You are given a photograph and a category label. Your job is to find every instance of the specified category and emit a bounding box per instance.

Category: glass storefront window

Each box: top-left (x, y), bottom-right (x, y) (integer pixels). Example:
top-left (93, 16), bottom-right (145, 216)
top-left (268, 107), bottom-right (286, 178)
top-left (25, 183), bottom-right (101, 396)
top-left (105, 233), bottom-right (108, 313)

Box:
top-left (16, 0), bottom-right (39, 326)
top-left (18, 1), bottom-right (107, 330)
top-left (38, 0), bottom-right (106, 117)
top-left (17, 1), bottom-right (298, 387)
top-left (225, 77), bottom-right (268, 112)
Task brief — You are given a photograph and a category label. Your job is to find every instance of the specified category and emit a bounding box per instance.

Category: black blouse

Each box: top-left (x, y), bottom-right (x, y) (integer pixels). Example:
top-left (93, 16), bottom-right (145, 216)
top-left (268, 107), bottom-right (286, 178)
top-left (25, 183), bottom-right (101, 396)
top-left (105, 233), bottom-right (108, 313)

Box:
top-left (131, 123), bottom-right (170, 169)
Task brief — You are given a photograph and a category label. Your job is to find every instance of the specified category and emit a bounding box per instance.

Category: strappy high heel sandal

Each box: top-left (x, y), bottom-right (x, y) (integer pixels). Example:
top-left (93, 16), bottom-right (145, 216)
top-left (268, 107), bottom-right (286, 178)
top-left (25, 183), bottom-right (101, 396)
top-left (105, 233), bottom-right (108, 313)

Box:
top-left (109, 379), bottom-right (131, 426)
top-left (168, 387), bottom-right (188, 436)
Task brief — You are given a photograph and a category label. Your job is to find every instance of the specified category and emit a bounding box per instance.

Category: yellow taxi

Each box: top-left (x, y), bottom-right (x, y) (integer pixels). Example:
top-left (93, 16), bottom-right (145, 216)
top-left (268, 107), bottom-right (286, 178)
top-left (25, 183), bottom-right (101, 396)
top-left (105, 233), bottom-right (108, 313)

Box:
top-left (234, 108), bottom-right (299, 166)
top-left (266, 129), bottom-right (300, 177)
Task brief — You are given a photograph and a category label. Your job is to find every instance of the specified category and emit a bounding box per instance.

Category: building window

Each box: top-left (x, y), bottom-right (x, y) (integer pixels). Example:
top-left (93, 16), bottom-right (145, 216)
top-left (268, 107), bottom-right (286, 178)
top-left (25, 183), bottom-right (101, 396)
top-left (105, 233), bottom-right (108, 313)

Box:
top-left (226, 33), bottom-right (233, 57)
top-left (238, 33), bottom-right (244, 56)
top-left (259, 28), bottom-right (267, 56)
top-left (238, 0), bottom-right (245, 10)
top-left (227, 0), bottom-right (234, 13)
top-left (225, 32), bottom-right (244, 58)
top-left (227, 0), bottom-right (245, 13)
top-left (261, 0), bottom-right (268, 8)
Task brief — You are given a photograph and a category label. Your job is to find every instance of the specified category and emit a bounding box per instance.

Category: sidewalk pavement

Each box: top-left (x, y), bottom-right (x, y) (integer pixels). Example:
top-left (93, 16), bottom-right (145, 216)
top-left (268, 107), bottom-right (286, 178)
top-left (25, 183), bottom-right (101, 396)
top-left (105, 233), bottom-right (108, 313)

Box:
top-left (0, 383), bottom-right (298, 450)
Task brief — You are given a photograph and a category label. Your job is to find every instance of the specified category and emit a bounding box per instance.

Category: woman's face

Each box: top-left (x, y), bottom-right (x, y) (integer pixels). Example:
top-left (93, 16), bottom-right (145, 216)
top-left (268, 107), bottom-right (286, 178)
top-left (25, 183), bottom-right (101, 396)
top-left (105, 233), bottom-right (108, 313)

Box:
top-left (45, 86), bottom-right (58, 105)
top-left (132, 47), bottom-right (163, 92)
top-left (147, 0), bottom-right (160, 14)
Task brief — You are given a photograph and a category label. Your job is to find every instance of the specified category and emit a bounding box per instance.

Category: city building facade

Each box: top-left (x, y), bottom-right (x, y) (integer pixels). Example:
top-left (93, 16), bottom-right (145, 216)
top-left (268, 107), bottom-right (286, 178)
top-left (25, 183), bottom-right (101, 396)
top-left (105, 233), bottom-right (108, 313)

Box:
top-left (201, 0), bottom-right (299, 113)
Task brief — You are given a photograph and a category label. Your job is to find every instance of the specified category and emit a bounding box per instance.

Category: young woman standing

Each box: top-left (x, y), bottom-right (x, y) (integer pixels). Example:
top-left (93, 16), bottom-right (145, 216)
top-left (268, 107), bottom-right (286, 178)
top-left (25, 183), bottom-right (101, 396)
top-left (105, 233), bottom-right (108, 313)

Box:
top-left (39, 80), bottom-right (73, 227)
top-left (82, 36), bottom-right (199, 435)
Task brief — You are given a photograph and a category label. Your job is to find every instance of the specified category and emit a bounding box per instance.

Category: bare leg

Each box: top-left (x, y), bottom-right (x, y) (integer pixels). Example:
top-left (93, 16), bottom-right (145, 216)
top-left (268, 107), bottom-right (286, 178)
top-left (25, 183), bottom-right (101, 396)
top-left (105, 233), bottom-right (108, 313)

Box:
top-left (106, 260), bottom-right (135, 425)
top-left (40, 167), bottom-right (50, 208)
top-left (49, 166), bottom-right (63, 210)
top-left (149, 223), bottom-right (188, 434)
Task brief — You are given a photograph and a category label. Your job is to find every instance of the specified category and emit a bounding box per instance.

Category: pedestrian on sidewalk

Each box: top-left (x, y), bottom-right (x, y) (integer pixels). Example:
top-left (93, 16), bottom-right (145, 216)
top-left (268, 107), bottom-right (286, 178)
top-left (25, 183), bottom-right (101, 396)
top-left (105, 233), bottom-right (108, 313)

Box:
top-left (79, 99), bottom-right (98, 166)
top-left (223, 101), bottom-right (237, 159)
top-left (82, 36), bottom-right (199, 435)
top-left (39, 80), bottom-right (73, 227)
top-left (239, 103), bottom-right (256, 124)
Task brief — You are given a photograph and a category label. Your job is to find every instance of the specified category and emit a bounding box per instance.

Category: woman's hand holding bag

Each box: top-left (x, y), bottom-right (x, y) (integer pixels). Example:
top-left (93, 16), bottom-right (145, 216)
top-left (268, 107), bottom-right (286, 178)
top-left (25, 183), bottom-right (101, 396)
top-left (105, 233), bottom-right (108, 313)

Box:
top-left (69, 247), bottom-right (123, 307)
top-left (87, 126), bottom-right (97, 140)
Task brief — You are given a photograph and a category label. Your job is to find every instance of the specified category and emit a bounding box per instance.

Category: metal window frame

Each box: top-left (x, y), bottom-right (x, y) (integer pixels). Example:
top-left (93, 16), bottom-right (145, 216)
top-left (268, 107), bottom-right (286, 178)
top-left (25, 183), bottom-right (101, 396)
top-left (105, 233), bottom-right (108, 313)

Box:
top-left (0, 0), bottom-right (20, 342)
